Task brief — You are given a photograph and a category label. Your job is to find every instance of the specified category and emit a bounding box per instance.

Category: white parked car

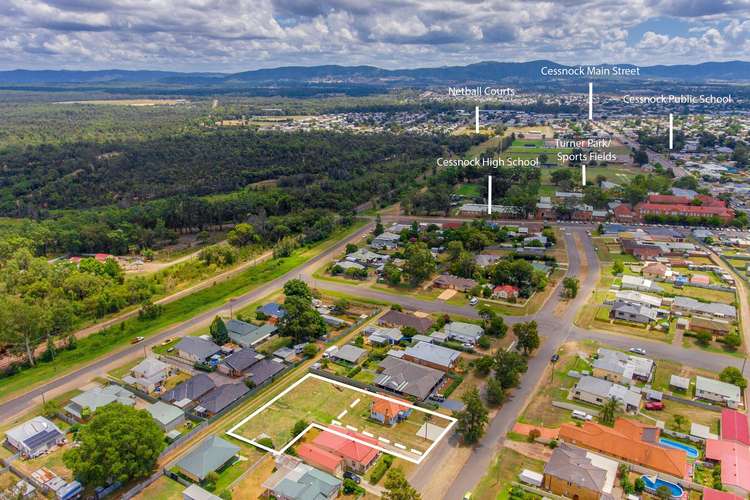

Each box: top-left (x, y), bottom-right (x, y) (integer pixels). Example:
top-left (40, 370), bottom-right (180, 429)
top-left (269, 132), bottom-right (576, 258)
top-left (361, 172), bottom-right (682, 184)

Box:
top-left (629, 347), bottom-right (647, 355)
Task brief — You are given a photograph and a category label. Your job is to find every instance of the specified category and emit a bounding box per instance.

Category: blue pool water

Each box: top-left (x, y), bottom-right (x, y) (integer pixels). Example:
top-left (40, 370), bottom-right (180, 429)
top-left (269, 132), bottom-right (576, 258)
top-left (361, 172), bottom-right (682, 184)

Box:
top-left (641, 475), bottom-right (684, 499)
top-left (658, 437), bottom-right (699, 459)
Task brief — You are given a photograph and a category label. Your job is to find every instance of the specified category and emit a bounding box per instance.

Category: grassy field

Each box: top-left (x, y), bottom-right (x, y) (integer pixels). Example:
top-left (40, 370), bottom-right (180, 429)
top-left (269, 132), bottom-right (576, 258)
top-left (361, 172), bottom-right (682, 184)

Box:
top-left (471, 447), bottom-right (545, 500)
top-left (0, 221), bottom-right (367, 403)
top-left (231, 375), bottom-right (451, 457)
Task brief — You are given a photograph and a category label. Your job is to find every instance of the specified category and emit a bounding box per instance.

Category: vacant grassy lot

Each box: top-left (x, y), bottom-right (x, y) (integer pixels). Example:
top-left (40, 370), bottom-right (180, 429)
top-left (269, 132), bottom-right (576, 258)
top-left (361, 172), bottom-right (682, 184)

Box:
top-left (231, 375), bottom-right (451, 456)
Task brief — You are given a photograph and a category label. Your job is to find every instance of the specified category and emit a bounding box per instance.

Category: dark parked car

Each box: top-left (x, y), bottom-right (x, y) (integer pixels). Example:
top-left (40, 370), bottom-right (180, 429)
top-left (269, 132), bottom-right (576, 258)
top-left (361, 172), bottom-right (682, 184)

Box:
top-left (645, 401), bottom-right (665, 411)
top-left (550, 353), bottom-right (560, 363)
top-left (344, 471), bottom-right (361, 483)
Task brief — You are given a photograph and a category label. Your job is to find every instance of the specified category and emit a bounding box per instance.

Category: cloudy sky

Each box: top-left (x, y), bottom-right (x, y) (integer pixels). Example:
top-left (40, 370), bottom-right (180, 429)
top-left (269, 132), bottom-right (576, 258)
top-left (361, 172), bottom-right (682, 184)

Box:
top-left (1, 0), bottom-right (749, 71)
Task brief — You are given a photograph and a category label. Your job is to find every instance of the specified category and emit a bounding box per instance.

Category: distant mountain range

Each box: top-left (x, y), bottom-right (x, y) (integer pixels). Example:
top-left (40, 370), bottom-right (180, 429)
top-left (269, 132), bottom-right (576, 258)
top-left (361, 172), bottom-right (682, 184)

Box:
top-left (2, 60), bottom-right (750, 85)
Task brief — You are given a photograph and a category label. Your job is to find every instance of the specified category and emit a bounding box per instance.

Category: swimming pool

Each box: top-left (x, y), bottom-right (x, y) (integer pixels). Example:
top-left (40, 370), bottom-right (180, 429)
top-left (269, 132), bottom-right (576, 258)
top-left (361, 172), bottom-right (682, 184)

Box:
top-left (659, 437), bottom-right (699, 459)
top-left (641, 476), bottom-right (684, 498)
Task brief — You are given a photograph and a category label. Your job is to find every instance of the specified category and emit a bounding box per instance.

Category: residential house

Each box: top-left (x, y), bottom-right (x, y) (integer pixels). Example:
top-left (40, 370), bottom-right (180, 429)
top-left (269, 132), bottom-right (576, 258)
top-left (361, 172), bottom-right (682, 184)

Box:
top-left (6, 417), bottom-right (65, 458)
top-left (218, 348), bottom-right (265, 377)
top-left (433, 274), bottom-right (478, 292)
top-left (262, 455), bottom-right (341, 500)
top-left (705, 439), bottom-right (750, 496)
top-left (245, 358), bottom-right (285, 387)
top-left (559, 418), bottom-right (688, 478)
top-left (375, 356), bottom-right (444, 400)
top-left (196, 383), bottom-right (250, 416)
top-left (400, 341), bottom-right (460, 371)
top-left (695, 376), bottom-right (742, 408)
top-left (670, 375), bottom-right (691, 392)
top-left (329, 345), bottom-right (367, 365)
top-left (226, 319), bottom-right (277, 348)
top-left (721, 409), bottom-right (750, 445)
top-left (703, 488), bottom-right (746, 500)
top-left (614, 290), bottom-right (662, 308)
top-left (371, 232), bottom-right (400, 250)
top-left (620, 275), bottom-right (662, 292)
top-left (174, 337), bottom-right (221, 364)
top-left (689, 316), bottom-right (732, 336)
top-left (364, 326), bottom-right (403, 346)
top-left (641, 262), bottom-right (669, 279)
top-left (592, 348), bottom-right (655, 383)
top-left (65, 385), bottom-right (136, 420)
top-left (441, 321), bottom-right (484, 345)
top-left (146, 401), bottom-right (185, 431)
top-left (257, 303), bottom-right (286, 322)
top-left (175, 436), bottom-right (240, 482)
top-left (492, 285), bottom-right (520, 300)
top-left (161, 373), bottom-right (216, 407)
top-left (370, 398), bottom-right (412, 426)
top-left (296, 443), bottom-right (344, 476)
top-left (378, 310), bottom-right (433, 334)
top-left (122, 357), bottom-right (171, 393)
top-left (572, 376), bottom-right (642, 412)
top-left (475, 254), bottom-right (503, 268)
top-left (610, 300), bottom-right (658, 324)
top-left (312, 426), bottom-right (379, 473)
top-left (613, 203), bottom-right (635, 222)
top-left (346, 248), bottom-right (389, 266)
top-left (671, 297), bottom-right (737, 319)
top-left (542, 444), bottom-right (617, 500)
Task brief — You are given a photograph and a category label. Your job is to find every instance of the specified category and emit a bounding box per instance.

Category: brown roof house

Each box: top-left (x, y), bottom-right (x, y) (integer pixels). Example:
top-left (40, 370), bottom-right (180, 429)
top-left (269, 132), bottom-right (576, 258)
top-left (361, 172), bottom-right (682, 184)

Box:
top-left (543, 443), bottom-right (618, 500)
top-left (378, 310), bottom-right (434, 334)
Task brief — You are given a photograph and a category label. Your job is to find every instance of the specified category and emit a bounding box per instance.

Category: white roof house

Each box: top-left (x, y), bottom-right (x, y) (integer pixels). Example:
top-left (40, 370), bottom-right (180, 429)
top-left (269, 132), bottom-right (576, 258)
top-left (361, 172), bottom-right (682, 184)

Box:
top-left (695, 376), bottom-right (742, 407)
top-left (6, 416), bottom-right (65, 458)
top-left (442, 321), bottom-right (484, 344)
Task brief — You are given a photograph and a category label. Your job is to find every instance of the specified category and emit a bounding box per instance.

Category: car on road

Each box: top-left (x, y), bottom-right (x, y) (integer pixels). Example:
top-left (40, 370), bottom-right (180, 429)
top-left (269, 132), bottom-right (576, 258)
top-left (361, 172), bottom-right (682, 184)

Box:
top-left (131, 336), bottom-right (145, 344)
top-left (161, 338), bottom-right (172, 345)
top-left (430, 393), bottom-right (445, 402)
top-left (344, 471), bottom-right (361, 483)
top-left (571, 410), bottom-right (593, 421)
top-left (463, 493), bottom-right (472, 500)
top-left (550, 353), bottom-right (560, 363)
top-left (469, 297), bottom-right (479, 306)
top-left (645, 401), bottom-right (665, 411)
top-left (629, 347), bottom-right (647, 355)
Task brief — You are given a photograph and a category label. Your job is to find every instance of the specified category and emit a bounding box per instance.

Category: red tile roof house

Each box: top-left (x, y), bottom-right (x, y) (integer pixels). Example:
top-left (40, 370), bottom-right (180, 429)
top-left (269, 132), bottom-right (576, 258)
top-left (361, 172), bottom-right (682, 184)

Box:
top-left (613, 203), bottom-right (636, 222)
top-left (634, 194), bottom-right (735, 223)
top-left (721, 409), bottom-right (750, 445)
top-left (705, 439), bottom-right (750, 496)
top-left (641, 262), bottom-right (668, 279)
top-left (492, 285), bottom-right (520, 300)
top-left (312, 426), bottom-right (380, 473)
top-left (690, 274), bottom-right (711, 285)
top-left (703, 488), bottom-right (746, 500)
top-left (297, 442), bottom-right (344, 477)
top-left (370, 398), bottom-right (412, 426)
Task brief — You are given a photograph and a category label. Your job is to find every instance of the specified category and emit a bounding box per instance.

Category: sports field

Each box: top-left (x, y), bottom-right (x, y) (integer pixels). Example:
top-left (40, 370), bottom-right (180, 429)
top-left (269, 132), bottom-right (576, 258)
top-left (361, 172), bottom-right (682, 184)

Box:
top-left (227, 374), bottom-right (455, 463)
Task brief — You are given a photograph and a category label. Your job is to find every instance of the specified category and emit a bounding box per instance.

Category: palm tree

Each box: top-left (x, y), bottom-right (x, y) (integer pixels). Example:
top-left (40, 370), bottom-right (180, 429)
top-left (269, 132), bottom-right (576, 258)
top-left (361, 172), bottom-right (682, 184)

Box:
top-left (598, 396), bottom-right (618, 426)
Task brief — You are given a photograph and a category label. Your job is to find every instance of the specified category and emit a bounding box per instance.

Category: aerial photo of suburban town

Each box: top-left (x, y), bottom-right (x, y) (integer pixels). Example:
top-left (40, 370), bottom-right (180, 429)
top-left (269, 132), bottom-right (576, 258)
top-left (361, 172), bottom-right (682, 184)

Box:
top-left (1, 1), bottom-right (750, 500)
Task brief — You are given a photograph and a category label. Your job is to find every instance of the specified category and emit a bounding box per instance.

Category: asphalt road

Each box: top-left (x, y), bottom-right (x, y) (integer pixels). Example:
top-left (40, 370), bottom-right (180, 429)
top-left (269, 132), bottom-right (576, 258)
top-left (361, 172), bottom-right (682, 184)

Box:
top-left (0, 222), bottom-right (375, 422)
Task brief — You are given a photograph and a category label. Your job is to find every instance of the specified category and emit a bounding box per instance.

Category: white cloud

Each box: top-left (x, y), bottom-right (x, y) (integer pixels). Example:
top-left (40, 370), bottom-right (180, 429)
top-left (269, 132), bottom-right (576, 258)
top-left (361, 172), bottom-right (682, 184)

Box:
top-left (0, 0), bottom-right (748, 70)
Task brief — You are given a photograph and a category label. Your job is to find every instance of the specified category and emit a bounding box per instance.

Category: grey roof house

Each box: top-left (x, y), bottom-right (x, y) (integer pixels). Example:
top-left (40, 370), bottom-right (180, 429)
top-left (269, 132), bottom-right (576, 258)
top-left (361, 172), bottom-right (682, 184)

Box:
top-left (375, 356), bottom-right (444, 401)
top-left (122, 357), bottom-right (171, 393)
top-left (610, 300), bottom-right (658, 324)
top-left (161, 373), bottom-right (216, 407)
top-left (246, 358), bottom-right (286, 387)
top-left (176, 436), bottom-right (240, 482)
top-left (175, 337), bottom-right (222, 363)
top-left (218, 348), bottom-right (265, 377)
top-left (442, 321), bottom-right (484, 345)
top-left (6, 416), bottom-right (65, 458)
top-left (65, 385), bottom-right (136, 420)
top-left (671, 297), bottom-right (737, 319)
top-left (378, 310), bottom-right (433, 334)
top-left (227, 319), bottom-right (277, 348)
top-left (401, 341), bottom-right (460, 371)
top-left (262, 455), bottom-right (341, 500)
top-left (196, 383), bottom-right (250, 416)
top-left (146, 401), bottom-right (185, 431)
top-left (329, 344), bottom-right (367, 364)
top-left (543, 444), bottom-right (616, 498)
top-left (572, 376), bottom-right (642, 412)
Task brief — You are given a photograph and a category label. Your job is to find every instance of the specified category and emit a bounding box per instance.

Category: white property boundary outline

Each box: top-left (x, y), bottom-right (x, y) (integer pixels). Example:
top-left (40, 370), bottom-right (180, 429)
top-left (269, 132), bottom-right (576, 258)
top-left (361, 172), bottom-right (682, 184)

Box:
top-left (226, 373), bottom-right (457, 464)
